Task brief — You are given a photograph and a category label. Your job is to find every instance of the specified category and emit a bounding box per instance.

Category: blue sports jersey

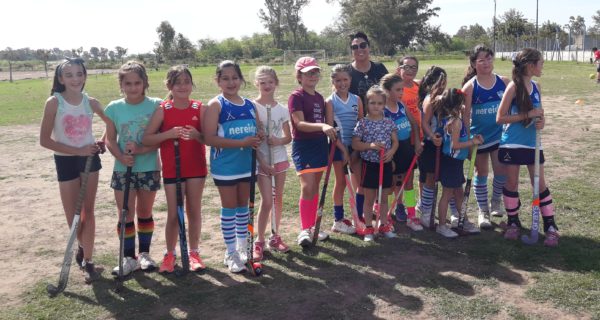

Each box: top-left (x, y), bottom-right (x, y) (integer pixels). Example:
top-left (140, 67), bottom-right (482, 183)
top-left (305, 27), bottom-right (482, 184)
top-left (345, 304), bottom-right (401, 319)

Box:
top-left (384, 101), bottom-right (412, 141)
top-left (442, 117), bottom-right (469, 160)
top-left (330, 92), bottom-right (359, 146)
top-left (470, 75), bottom-right (505, 148)
top-left (499, 81), bottom-right (542, 150)
top-left (422, 94), bottom-right (444, 141)
top-left (210, 95), bottom-right (257, 180)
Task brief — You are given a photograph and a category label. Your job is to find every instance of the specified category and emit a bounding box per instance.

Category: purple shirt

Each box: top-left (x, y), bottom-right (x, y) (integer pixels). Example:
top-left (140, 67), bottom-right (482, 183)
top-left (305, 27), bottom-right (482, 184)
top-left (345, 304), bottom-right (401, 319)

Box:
top-left (288, 88), bottom-right (326, 140)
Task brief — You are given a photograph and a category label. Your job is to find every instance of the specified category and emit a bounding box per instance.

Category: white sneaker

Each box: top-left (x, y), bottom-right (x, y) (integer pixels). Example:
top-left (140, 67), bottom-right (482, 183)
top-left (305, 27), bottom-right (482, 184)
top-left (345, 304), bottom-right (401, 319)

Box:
top-left (478, 209), bottom-right (493, 229)
top-left (112, 256), bottom-right (139, 276)
top-left (237, 239), bottom-right (249, 263)
top-left (407, 218), bottom-right (424, 231)
top-left (331, 219), bottom-right (356, 234)
top-left (420, 212), bottom-right (433, 228)
top-left (450, 215), bottom-right (459, 228)
top-left (297, 229), bottom-right (312, 247)
top-left (461, 219), bottom-right (481, 234)
top-left (138, 252), bottom-right (157, 271)
top-left (437, 224), bottom-right (458, 238)
top-left (364, 233), bottom-right (375, 242)
top-left (491, 199), bottom-right (505, 217)
top-left (311, 227), bottom-right (330, 241)
top-left (224, 252), bottom-right (246, 273)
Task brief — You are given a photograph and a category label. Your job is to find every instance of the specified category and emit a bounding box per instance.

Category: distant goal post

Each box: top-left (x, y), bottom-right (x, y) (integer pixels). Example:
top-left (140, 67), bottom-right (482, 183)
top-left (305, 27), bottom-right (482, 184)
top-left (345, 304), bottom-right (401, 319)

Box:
top-left (282, 49), bottom-right (327, 73)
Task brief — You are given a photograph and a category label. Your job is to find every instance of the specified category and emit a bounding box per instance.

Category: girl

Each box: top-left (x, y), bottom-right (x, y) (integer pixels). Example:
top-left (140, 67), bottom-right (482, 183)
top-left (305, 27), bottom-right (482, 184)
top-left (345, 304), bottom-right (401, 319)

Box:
top-left (396, 56), bottom-right (422, 222)
top-left (203, 60), bottom-right (261, 273)
top-left (462, 45), bottom-right (511, 229)
top-left (252, 66), bottom-right (292, 261)
top-left (380, 73), bottom-right (422, 231)
top-left (416, 66), bottom-right (447, 228)
top-left (39, 58), bottom-right (108, 283)
top-left (325, 64), bottom-right (363, 235)
top-left (496, 48), bottom-right (559, 247)
top-left (142, 65), bottom-right (207, 273)
top-left (289, 57), bottom-right (335, 247)
top-left (436, 88), bottom-right (483, 238)
top-left (352, 85), bottom-right (398, 242)
top-left (105, 61), bottom-right (162, 276)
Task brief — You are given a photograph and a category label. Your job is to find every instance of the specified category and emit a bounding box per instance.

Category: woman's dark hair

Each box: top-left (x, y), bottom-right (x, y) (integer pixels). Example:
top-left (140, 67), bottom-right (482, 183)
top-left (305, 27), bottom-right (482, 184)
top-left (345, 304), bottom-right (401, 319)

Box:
top-left (512, 48), bottom-right (542, 126)
top-left (417, 66), bottom-right (447, 109)
top-left (433, 88), bottom-right (465, 122)
top-left (349, 31), bottom-right (369, 46)
top-left (462, 45), bottom-right (494, 86)
top-left (118, 60), bottom-right (149, 95)
top-left (50, 58), bottom-right (87, 95)
top-left (216, 60), bottom-right (246, 87)
top-left (164, 65), bottom-right (195, 100)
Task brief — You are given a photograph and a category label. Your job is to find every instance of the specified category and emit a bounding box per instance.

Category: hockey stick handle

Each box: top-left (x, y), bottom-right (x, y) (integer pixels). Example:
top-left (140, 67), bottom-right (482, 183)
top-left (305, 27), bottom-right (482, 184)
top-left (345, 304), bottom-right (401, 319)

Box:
top-left (312, 140), bottom-right (337, 245)
top-left (387, 154), bottom-right (418, 217)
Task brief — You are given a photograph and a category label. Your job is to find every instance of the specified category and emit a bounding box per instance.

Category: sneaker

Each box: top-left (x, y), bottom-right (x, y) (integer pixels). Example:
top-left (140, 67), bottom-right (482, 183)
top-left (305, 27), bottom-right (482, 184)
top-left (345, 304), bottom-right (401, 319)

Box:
top-left (267, 234), bottom-right (290, 253)
top-left (159, 252), bottom-right (176, 273)
top-left (478, 209), bottom-right (493, 230)
top-left (237, 239), bottom-right (248, 264)
top-left (461, 219), bottom-right (481, 234)
top-left (253, 241), bottom-right (264, 262)
top-left (363, 226), bottom-right (375, 242)
top-left (420, 211), bottom-right (433, 228)
top-left (76, 245), bottom-right (84, 269)
top-left (111, 256), bottom-right (139, 276)
top-left (297, 229), bottom-right (312, 247)
top-left (138, 252), bottom-right (157, 271)
top-left (189, 251), bottom-right (206, 271)
top-left (331, 219), bottom-right (356, 234)
top-left (379, 223), bottom-right (397, 238)
top-left (82, 261), bottom-right (99, 284)
top-left (311, 227), bottom-right (330, 241)
top-left (395, 203), bottom-right (407, 222)
top-left (491, 200), bottom-right (505, 217)
top-left (503, 223), bottom-right (520, 240)
top-left (224, 252), bottom-right (246, 273)
top-left (436, 224), bottom-right (458, 238)
top-left (543, 227), bottom-right (560, 247)
top-left (407, 217), bottom-right (424, 231)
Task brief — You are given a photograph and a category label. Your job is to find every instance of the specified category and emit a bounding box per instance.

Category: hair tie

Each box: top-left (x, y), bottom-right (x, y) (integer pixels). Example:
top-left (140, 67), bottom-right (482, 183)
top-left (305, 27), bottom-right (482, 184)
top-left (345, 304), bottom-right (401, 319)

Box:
top-left (455, 88), bottom-right (464, 95)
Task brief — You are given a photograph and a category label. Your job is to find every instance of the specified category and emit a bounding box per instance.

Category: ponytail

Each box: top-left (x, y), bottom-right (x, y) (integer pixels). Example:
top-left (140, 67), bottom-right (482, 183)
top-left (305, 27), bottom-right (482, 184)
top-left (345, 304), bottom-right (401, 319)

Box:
top-left (511, 48), bottom-right (541, 125)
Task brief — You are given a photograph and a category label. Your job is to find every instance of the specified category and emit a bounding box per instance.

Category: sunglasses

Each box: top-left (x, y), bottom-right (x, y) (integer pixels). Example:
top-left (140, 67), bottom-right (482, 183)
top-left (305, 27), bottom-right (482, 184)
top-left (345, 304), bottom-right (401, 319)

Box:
top-left (398, 64), bottom-right (418, 71)
top-left (350, 42), bottom-right (369, 50)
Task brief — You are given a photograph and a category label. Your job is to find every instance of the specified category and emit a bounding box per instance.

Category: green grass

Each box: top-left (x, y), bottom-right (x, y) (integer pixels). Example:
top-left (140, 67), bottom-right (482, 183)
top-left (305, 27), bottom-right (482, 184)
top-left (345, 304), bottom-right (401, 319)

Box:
top-left (2, 59), bottom-right (600, 319)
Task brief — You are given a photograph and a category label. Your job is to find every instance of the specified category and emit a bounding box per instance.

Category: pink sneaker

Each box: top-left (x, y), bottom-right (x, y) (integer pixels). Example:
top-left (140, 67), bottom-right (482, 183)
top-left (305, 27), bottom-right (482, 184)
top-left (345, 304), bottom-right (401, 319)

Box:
top-left (159, 252), bottom-right (176, 273)
top-left (253, 241), bottom-right (264, 261)
top-left (543, 227), bottom-right (560, 247)
top-left (189, 251), bottom-right (206, 272)
top-left (267, 234), bottom-right (290, 253)
top-left (504, 224), bottom-right (520, 240)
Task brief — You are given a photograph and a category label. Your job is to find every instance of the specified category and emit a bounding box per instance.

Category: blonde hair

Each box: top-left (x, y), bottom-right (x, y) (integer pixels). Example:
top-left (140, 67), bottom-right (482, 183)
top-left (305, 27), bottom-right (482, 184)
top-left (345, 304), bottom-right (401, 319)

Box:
top-left (254, 65), bottom-right (279, 85)
top-left (365, 85), bottom-right (387, 112)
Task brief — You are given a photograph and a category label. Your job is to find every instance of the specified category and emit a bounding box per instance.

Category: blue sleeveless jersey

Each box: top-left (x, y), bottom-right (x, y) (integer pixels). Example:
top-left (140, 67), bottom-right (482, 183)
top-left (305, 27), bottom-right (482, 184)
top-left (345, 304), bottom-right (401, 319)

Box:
top-left (499, 81), bottom-right (541, 150)
top-left (210, 95), bottom-right (257, 180)
top-left (442, 117), bottom-right (469, 160)
top-left (384, 102), bottom-right (412, 141)
top-left (330, 92), bottom-right (359, 146)
top-left (470, 75), bottom-right (505, 148)
top-left (422, 94), bottom-right (444, 141)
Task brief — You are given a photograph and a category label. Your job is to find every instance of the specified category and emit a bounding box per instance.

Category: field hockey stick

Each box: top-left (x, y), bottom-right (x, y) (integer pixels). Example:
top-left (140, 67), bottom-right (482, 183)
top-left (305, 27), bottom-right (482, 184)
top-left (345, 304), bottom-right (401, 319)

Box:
top-left (266, 105), bottom-right (277, 236)
top-left (386, 155), bottom-right (418, 220)
top-left (116, 152), bottom-right (133, 292)
top-left (47, 155), bottom-right (94, 296)
top-left (522, 123), bottom-right (541, 245)
top-left (174, 140), bottom-right (189, 275)
top-left (312, 140), bottom-right (337, 246)
top-left (246, 149), bottom-right (262, 276)
top-left (429, 146), bottom-right (441, 231)
top-left (455, 144), bottom-right (479, 236)
top-left (344, 164), bottom-right (365, 235)
top-left (376, 148), bottom-right (385, 230)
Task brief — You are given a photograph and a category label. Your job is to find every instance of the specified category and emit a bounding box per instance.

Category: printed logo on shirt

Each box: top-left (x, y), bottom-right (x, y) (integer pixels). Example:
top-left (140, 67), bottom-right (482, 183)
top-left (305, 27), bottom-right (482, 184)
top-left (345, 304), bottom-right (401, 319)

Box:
top-left (352, 104), bottom-right (358, 113)
top-left (497, 91), bottom-right (504, 99)
top-left (192, 116), bottom-right (198, 121)
top-left (226, 110), bottom-right (236, 121)
top-left (192, 102), bottom-right (200, 109)
top-left (534, 92), bottom-right (540, 102)
top-left (163, 103), bottom-right (173, 110)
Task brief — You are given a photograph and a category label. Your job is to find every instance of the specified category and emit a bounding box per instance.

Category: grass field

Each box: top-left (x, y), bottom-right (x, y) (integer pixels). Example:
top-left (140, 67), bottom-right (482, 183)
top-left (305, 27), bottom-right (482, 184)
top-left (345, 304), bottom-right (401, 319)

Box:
top-left (1, 59), bottom-right (599, 319)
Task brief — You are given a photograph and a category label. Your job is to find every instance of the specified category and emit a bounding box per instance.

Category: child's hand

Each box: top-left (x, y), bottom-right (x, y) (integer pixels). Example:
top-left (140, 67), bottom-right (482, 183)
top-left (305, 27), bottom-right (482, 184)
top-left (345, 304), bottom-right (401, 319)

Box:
top-left (473, 134), bottom-right (484, 145)
top-left (96, 140), bottom-right (106, 154)
top-left (535, 116), bottom-right (545, 130)
top-left (124, 141), bottom-right (138, 155)
top-left (120, 153), bottom-right (135, 167)
top-left (243, 136), bottom-right (262, 148)
top-left (181, 125), bottom-right (200, 141)
top-left (432, 134), bottom-right (442, 147)
top-left (167, 126), bottom-right (183, 139)
top-left (414, 142), bottom-right (423, 156)
top-left (369, 142), bottom-right (385, 150)
top-left (341, 149), bottom-right (350, 165)
top-left (267, 136), bottom-right (281, 146)
top-left (78, 143), bottom-right (101, 156)
top-left (383, 149), bottom-right (394, 163)
top-left (322, 124), bottom-right (337, 141)
top-left (527, 108), bottom-right (543, 119)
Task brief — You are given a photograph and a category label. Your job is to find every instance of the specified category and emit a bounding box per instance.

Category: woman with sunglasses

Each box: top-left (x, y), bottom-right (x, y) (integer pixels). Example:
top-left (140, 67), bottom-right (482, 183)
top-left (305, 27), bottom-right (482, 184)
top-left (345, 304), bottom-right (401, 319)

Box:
top-left (347, 31), bottom-right (388, 222)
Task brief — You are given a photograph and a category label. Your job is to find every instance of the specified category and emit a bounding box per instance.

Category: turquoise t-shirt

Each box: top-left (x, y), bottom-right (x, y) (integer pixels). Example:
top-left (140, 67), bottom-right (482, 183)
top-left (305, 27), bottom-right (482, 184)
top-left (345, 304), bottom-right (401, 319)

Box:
top-left (105, 96), bottom-right (162, 172)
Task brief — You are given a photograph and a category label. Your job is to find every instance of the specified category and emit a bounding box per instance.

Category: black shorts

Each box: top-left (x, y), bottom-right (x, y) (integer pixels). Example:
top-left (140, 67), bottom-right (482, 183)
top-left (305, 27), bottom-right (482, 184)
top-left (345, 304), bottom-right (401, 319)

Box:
top-left (361, 160), bottom-right (393, 189)
top-left (164, 175), bottom-right (206, 185)
top-left (54, 154), bottom-right (102, 182)
top-left (440, 155), bottom-right (465, 188)
top-left (477, 142), bottom-right (499, 154)
top-left (498, 148), bottom-right (545, 165)
top-left (333, 144), bottom-right (353, 162)
top-left (418, 140), bottom-right (438, 183)
top-left (393, 139), bottom-right (415, 174)
top-left (212, 176), bottom-right (251, 186)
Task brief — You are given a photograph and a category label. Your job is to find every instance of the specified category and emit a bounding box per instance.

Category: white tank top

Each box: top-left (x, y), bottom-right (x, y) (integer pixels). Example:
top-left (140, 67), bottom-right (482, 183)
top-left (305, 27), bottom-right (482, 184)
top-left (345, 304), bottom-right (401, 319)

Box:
top-left (52, 92), bottom-right (95, 155)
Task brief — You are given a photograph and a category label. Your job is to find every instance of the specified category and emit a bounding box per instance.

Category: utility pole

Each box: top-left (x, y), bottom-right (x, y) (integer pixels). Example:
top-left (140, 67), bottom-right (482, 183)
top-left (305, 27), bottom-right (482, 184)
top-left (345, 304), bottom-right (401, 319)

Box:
top-left (535, 0), bottom-right (539, 49)
top-left (493, 0), bottom-right (497, 53)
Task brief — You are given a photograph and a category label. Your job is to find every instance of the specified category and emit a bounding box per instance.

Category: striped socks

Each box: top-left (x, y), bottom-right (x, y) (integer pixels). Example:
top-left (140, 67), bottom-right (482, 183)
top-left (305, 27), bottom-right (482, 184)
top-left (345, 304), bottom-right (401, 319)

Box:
top-left (492, 175), bottom-right (506, 203)
top-left (137, 216), bottom-right (154, 254)
top-left (220, 208), bottom-right (236, 255)
top-left (474, 176), bottom-right (489, 211)
top-left (235, 206), bottom-right (249, 250)
top-left (420, 186), bottom-right (434, 214)
top-left (117, 221), bottom-right (136, 258)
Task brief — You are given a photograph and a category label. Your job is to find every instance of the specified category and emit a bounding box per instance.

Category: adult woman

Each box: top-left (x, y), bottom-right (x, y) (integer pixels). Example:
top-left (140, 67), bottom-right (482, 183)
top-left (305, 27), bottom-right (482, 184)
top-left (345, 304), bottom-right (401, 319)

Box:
top-left (348, 31), bottom-right (389, 106)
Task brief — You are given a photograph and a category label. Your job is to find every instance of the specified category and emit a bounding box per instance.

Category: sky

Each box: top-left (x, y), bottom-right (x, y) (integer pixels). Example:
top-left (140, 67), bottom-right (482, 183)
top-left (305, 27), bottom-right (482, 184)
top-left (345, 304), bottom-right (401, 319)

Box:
top-left (1, 0), bottom-right (597, 54)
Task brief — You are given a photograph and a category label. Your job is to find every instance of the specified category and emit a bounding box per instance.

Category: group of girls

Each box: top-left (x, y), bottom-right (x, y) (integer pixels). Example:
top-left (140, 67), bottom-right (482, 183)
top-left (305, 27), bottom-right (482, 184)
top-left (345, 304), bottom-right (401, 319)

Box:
top-left (40, 45), bottom-right (560, 283)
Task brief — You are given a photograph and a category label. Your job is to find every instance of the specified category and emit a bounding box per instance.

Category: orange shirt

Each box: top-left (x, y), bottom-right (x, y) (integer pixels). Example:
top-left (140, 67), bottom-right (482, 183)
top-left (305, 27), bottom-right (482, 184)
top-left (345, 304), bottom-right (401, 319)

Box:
top-left (401, 81), bottom-right (423, 143)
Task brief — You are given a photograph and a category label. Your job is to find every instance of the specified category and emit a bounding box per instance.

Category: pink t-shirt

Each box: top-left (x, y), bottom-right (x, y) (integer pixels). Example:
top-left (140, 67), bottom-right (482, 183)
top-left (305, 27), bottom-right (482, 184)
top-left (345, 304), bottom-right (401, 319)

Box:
top-left (288, 88), bottom-right (326, 140)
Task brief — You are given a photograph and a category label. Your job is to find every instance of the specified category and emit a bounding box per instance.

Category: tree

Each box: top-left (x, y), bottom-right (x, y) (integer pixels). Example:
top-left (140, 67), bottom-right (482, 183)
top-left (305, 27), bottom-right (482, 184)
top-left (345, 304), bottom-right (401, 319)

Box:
top-left (35, 49), bottom-right (51, 78)
top-left (89, 47), bottom-right (100, 61)
top-left (453, 24), bottom-right (490, 49)
top-left (539, 21), bottom-right (567, 48)
top-left (259, 0), bottom-right (285, 48)
top-left (3, 47), bottom-right (15, 82)
top-left (590, 10), bottom-right (600, 35)
top-left (156, 21), bottom-right (176, 60)
top-left (566, 15), bottom-right (586, 35)
top-left (115, 46), bottom-right (128, 64)
top-left (496, 9), bottom-right (535, 50)
top-left (335, 0), bottom-right (439, 55)
top-left (258, 0), bottom-right (310, 49)
top-left (173, 33), bottom-right (196, 61)
top-left (282, 0), bottom-right (309, 48)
